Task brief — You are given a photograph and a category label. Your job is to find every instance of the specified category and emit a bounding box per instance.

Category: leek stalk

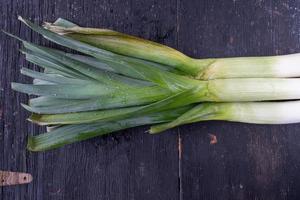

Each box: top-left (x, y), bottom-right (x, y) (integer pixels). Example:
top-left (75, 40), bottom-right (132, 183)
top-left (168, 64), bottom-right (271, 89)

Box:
top-left (150, 101), bottom-right (300, 133)
top-left (29, 101), bottom-right (300, 150)
top-left (44, 18), bottom-right (300, 79)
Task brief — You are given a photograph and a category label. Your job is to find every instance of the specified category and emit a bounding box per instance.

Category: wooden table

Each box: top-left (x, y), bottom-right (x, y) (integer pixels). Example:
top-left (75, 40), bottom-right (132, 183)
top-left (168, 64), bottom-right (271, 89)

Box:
top-left (1, 0), bottom-right (300, 199)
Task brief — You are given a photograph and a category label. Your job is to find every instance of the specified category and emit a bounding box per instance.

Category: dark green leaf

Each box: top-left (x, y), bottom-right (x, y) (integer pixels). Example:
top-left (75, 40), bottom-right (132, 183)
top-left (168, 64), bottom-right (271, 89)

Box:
top-left (27, 106), bottom-right (193, 151)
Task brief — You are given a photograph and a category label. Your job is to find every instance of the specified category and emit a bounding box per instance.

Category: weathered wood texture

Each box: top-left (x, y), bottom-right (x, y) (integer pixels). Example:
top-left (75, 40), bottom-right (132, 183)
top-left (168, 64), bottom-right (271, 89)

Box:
top-left (178, 1), bottom-right (300, 200)
top-left (1, 0), bottom-right (300, 200)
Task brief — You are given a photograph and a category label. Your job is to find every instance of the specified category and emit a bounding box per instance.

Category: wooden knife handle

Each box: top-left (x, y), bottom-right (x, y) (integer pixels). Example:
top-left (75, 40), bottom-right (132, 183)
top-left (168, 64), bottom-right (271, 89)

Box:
top-left (0, 171), bottom-right (33, 186)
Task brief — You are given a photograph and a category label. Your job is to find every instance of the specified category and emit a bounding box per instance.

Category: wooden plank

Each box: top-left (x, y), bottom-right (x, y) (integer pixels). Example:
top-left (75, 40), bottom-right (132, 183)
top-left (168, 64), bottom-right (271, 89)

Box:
top-left (0, 0), bottom-right (179, 199)
top-left (178, 0), bottom-right (300, 199)
top-left (0, 1), bottom-right (33, 199)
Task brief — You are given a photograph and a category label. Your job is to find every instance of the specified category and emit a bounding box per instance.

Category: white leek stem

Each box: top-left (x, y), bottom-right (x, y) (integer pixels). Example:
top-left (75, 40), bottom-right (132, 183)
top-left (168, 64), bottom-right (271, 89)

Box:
top-left (206, 78), bottom-right (300, 101)
top-left (226, 101), bottom-right (300, 124)
top-left (196, 53), bottom-right (300, 79)
top-left (150, 101), bottom-right (300, 133)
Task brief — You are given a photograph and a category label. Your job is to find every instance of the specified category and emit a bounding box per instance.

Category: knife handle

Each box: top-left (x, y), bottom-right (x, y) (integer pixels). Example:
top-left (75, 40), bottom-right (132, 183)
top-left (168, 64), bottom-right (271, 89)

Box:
top-left (0, 171), bottom-right (33, 186)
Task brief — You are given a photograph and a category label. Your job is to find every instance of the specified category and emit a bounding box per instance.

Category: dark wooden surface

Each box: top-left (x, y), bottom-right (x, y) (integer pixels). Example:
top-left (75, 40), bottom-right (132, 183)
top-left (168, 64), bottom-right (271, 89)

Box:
top-left (1, 0), bottom-right (300, 199)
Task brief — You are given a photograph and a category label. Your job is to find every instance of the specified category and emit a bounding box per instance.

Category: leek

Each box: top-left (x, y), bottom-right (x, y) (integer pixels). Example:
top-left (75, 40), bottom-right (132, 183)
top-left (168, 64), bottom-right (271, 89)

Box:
top-left (28, 101), bottom-right (300, 151)
top-left (44, 18), bottom-right (300, 79)
top-left (12, 19), bottom-right (300, 104)
top-left (5, 17), bottom-right (300, 152)
top-left (150, 101), bottom-right (300, 133)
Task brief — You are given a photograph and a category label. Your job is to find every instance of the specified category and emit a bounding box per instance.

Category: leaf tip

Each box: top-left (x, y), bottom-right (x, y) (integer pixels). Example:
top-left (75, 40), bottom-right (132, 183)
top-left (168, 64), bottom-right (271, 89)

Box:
top-left (11, 82), bottom-right (18, 90)
top-left (148, 127), bottom-right (158, 134)
top-left (21, 103), bottom-right (33, 112)
top-left (17, 15), bottom-right (26, 23)
top-left (28, 113), bottom-right (45, 125)
top-left (149, 123), bottom-right (171, 134)
top-left (1, 30), bottom-right (23, 41)
top-left (27, 136), bottom-right (38, 152)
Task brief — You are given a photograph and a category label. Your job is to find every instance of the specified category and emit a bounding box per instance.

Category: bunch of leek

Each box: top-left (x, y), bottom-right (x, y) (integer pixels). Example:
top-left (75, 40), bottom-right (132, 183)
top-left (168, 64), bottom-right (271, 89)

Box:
top-left (7, 16), bottom-right (300, 151)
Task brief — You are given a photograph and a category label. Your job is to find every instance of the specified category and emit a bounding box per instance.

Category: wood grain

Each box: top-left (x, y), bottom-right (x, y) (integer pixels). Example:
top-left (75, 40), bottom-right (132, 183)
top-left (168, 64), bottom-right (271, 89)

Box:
top-left (1, 0), bottom-right (300, 200)
top-left (178, 1), bottom-right (300, 200)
